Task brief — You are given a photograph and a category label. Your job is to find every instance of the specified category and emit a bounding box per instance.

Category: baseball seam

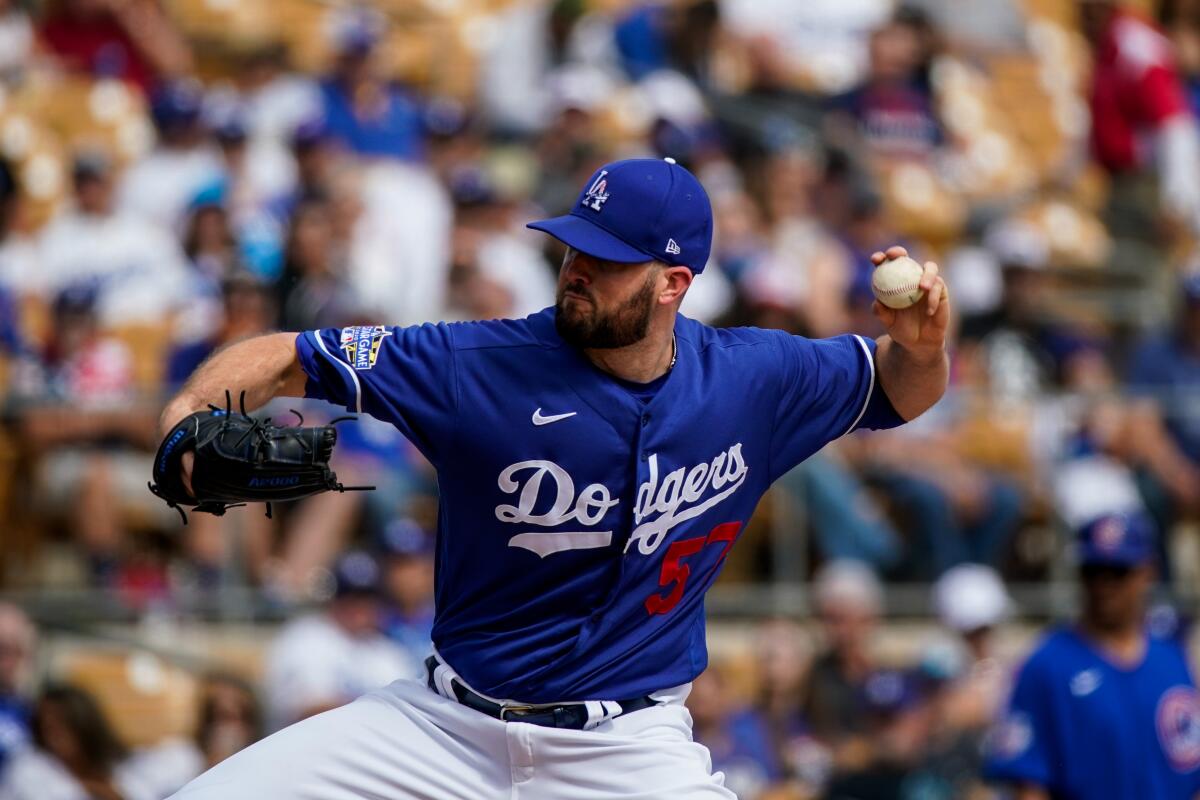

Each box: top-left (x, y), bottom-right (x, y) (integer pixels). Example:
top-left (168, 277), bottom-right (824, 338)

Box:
top-left (875, 283), bottom-right (920, 296)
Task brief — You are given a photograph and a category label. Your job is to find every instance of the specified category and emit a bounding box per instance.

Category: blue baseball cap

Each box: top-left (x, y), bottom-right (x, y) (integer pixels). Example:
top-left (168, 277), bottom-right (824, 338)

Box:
top-left (1078, 512), bottom-right (1156, 567)
top-left (331, 550), bottom-right (381, 597)
top-left (379, 517), bottom-right (434, 558)
top-left (527, 157), bottom-right (713, 274)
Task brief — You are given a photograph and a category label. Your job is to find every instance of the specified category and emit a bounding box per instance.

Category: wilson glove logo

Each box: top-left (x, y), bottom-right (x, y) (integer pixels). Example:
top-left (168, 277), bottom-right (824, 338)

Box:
top-left (248, 476), bottom-right (302, 487)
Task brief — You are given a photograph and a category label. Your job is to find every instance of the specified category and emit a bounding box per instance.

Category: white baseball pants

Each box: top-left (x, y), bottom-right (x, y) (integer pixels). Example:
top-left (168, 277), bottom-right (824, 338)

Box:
top-left (169, 678), bottom-right (736, 799)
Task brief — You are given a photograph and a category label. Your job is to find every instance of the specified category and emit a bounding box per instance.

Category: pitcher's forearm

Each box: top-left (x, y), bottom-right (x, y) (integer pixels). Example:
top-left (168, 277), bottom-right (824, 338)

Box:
top-left (160, 333), bottom-right (308, 433)
top-left (875, 334), bottom-right (949, 421)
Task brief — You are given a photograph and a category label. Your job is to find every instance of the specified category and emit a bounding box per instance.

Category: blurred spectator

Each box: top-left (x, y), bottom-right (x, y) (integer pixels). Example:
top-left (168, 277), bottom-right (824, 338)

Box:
top-left (924, 564), bottom-right (1014, 796)
top-left (847, 418), bottom-right (1025, 578)
top-left (318, 10), bottom-right (425, 162)
top-left (0, 604), bottom-right (34, 776)
top-left (802, 560), bottom-right (881, 772)
top-left (719, 0), bottom-right (892, 95)
top-left (208, 103), bottom-right (296, 222)
top-left (207, 43), bottom-right (321, 146)
top-left (123, 672), bottom-right (262, 796)
top-left (0, 159), bottom-right (36, 318)
top-left (264, 551), bottom-right (417, 729)
top-left (275, 196), bottom-right (360, 331)
top-left (778, 450), bottom-right (902, 572)
top-left (0, 0), bottom-right (31, 84)
top-left (378, 518), bottom-right (435, 669)
top-left (827, 11), bottom-right (944, 163)
top-left (824, 668), bottom-right (939, 800)
top-left (118, 80), bottom-right (225, 233)
top-left (38, 0), bottom-right (192, 91)
top-left (1127, 272), bottom-right (1200, 519)
top-left (38, 150), bottom-right (191, 328)
top-left (738, 145), bottom-right (855, 338)
top-left (0, 683), bottom-right (153, 800)
top-left (753, 620), bottom-right (831, 794)
top-left (167, 276), bottom-right (275, 390)
top-left (958, 219), bottom-right (1057, 403)
top-left (1081, 0), bottom-right (1200, 236)
top-left (445, 166), bottom-right (556, 320)
top-left (903, 0), bottom-right (1027, 55)
top-left (984, 512), bottom-right (1200, 798)
top-left (688, 667), bottom-right (785, 800)
top-left (16, 285), bottom-right (160, 585)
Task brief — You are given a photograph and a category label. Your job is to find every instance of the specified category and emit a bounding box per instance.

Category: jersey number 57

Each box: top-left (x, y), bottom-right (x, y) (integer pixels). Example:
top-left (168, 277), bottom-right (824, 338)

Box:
top-left (644, 522), bottom-right (743, 616)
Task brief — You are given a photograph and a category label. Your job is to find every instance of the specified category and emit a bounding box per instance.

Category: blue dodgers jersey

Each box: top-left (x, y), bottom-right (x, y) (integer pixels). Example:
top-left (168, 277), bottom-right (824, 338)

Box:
top-left (296, 308), bottom-right (901, 702)
top-left (985, 627), bottom-right (1200, 799)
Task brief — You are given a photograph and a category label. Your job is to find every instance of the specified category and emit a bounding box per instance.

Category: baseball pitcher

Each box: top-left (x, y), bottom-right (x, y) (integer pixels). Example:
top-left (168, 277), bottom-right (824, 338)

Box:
top-left (158, 158), bottom-right (950, 799)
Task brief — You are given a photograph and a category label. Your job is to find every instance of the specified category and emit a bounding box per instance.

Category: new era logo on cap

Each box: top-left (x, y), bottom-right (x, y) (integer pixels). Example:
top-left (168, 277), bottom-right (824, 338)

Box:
top-left (526, 157), bottom-right (713, 273)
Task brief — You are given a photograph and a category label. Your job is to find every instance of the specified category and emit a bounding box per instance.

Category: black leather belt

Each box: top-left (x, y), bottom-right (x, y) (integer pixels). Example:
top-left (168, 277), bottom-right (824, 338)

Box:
top-left (425, 656), bottom-right (657, 730)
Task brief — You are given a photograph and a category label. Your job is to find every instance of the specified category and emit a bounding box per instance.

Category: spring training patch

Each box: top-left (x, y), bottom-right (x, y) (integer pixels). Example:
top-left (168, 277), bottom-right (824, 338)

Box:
top-left (340, 326), bottom-right (392, 371)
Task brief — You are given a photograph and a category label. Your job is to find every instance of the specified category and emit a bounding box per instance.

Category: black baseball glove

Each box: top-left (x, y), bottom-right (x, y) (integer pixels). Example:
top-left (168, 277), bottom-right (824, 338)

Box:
top-left (149, 392), bottom-right (371, 522)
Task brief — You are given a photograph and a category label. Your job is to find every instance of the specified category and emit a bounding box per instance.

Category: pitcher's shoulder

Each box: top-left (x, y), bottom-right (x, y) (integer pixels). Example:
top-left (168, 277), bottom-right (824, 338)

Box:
top-left (447, 308), bottom-right (558, 352)
top-left (678, 317), bottom-right (793, 355)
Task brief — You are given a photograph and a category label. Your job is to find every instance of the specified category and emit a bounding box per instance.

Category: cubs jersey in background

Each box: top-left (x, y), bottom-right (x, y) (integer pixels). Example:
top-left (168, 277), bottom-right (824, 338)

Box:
top-left (985, 627), bottom-right (1200, 798)
top-left (296, 307), bottom-right (902, 703)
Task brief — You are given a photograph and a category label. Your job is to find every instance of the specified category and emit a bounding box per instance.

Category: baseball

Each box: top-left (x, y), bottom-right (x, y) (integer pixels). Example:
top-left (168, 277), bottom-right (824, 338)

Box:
top-left (872, 256), bottom-right (926, 310)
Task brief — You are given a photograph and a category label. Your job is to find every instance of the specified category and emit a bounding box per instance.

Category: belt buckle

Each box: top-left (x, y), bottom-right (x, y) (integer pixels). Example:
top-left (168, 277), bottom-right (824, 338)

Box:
top-left (499, 704), bottom-right (535, 721)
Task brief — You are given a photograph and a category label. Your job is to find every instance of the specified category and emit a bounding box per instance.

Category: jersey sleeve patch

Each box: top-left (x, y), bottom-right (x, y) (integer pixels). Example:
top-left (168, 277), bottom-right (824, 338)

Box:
top-left (339, 326), bottom-right (393, 371)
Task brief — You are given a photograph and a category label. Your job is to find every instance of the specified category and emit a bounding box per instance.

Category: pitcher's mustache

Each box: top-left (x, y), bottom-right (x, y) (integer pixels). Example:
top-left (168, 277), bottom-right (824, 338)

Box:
top-left (562, 282), bottom-right (593, 301)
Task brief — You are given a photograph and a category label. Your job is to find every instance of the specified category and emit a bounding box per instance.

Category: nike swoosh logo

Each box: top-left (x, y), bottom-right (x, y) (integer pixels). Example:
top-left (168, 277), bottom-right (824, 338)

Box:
top-left (532, 408), bottom-right (577, 426)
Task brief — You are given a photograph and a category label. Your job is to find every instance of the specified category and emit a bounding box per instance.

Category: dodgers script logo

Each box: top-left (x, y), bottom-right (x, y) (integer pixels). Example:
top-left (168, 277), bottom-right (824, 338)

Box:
top-left (494, 443), bottom-right (748, 557)
top-left (582, 170), bottom-right (610, 211)
top-left (340, 326), bottom-right (392, 371)
top-left (1157, 686), bottom-right (1200, 772)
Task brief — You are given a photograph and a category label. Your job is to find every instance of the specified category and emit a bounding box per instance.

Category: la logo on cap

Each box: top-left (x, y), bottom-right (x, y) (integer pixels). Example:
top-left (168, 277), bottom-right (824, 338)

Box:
top-left (582, 170), bottom-right (610, 211)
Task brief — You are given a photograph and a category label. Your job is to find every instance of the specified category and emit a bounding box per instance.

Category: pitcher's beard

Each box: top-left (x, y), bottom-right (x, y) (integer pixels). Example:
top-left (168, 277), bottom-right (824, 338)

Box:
top-left (555, 275), bottom-right (656, 349)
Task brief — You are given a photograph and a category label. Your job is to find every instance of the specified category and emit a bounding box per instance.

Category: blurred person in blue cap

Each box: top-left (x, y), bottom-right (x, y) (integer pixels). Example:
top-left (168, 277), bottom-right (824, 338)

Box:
top-left (264, 550), bottom-right (418, 731)
top-left (378, 518), bottom-right (436, 670)
top-left (1127, 271), bottom-right (1200, 523)
top-left (161, 153), bottom-right (949, 797)
top-left (986, 511), bottom-right (1200, 799)
top-left (317, 8), bottom-right (425, 162)
top-left (825, 668), bottom-right (941, 800)
top-left (117, 79), bottom-right (224, 232)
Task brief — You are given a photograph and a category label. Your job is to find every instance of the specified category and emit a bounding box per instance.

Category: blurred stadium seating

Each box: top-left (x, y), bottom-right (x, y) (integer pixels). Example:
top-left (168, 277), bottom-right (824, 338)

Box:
top-left (0, 0), bottom-right (1199, 797)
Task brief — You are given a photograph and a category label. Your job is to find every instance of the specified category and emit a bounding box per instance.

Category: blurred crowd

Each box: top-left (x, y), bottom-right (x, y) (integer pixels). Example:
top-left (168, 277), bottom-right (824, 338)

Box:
top-left (0, 0), bottom-right (1199, 797)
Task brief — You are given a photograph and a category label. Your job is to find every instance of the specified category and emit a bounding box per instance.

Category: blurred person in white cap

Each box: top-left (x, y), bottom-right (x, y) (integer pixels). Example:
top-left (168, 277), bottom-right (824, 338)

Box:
top-left (929, 564), bottom-right (1014, 752)
top-left (802, 560), bottom-right (884, 772)
top-left (264, 550), bottom-right (417, 731)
